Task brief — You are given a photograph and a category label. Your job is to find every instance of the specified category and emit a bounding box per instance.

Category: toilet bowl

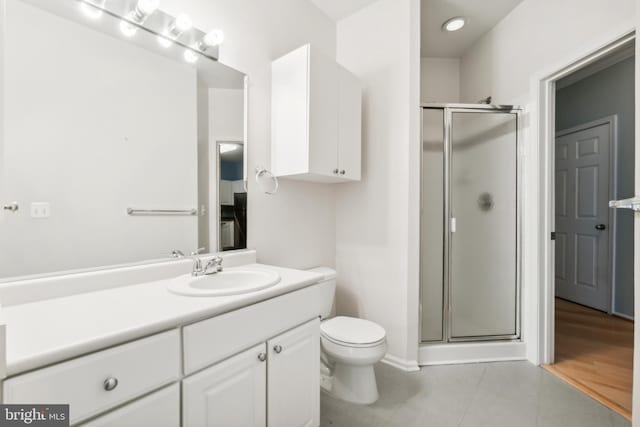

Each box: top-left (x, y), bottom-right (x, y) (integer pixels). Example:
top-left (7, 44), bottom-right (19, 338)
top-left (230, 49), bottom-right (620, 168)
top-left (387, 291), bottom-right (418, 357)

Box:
top-left (308, 267), bottom-right (388, 405)
top-left (320, 316), bottom-right (387, 404)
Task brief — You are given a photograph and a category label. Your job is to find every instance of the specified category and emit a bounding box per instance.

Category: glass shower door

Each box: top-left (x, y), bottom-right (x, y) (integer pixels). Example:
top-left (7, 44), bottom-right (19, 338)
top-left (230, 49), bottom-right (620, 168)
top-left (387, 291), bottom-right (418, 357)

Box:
top-left (449, 111), bottom-right (519, 339)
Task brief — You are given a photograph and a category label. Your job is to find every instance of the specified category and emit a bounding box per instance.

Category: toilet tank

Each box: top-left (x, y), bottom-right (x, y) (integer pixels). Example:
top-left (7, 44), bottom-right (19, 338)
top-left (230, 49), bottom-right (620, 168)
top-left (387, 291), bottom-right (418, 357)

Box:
top-left (307, 267), bottom-right (337, 319)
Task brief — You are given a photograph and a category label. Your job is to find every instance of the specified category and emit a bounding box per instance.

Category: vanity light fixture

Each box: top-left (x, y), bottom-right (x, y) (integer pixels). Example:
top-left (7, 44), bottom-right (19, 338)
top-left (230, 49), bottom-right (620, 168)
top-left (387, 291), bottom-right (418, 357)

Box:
top-left (183, 49), bottom-right (199, 64)
top-left (80, 0), bottom-right (107, 20)
top-left (442, 16), bottom-right (466, 32)
top-left (119, 0), bottom-right (160, 37)
top-left (197, 29), bottom-right (225, 51)
top-left (158, 13), bottom-right (193, 48)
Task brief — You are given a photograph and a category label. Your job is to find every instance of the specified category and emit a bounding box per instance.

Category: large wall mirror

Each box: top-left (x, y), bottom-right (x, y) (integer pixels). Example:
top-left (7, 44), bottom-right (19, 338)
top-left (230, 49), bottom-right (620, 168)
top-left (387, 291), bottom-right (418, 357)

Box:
top-left (0, 0), bottom-right (248, 281)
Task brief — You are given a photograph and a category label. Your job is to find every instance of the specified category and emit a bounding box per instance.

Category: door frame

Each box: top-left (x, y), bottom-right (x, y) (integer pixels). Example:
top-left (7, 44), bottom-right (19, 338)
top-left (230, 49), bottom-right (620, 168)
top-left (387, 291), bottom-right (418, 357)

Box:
top-left (537, 31), bottom-right (635, 365)
top-left (554, 116), bottom-right (618, 314)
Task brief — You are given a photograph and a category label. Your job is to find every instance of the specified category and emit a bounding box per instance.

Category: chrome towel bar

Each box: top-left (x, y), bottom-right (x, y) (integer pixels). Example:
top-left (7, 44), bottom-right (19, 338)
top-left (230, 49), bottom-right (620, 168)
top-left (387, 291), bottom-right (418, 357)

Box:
top-left (609, 197), bottom-right (640, 212)
top-left (127, 208), bottom-right (198, 216)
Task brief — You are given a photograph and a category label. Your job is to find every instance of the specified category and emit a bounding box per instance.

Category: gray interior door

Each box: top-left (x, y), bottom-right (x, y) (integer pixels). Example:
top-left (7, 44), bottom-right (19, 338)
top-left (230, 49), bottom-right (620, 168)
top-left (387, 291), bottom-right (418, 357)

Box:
top-left (555, 122), bottom-right (611, 311)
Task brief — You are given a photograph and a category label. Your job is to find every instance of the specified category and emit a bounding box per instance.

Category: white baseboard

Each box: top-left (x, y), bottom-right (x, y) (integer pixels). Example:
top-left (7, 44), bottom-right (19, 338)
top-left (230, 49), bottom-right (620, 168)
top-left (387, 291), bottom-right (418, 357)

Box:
top-left (381, 354), bottom-right (420, 372)
top-left (419, 341), bottom-right (527, 366)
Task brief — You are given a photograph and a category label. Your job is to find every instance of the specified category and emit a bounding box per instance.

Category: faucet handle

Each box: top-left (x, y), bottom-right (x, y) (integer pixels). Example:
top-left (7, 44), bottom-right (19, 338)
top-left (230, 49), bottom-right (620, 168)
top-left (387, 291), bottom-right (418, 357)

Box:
top-left (191, 247), bottom-right (206, 256)
top-left (205, 256), bottom-right (224, 274)
top-left (171, 250), bottom-right (185, 258)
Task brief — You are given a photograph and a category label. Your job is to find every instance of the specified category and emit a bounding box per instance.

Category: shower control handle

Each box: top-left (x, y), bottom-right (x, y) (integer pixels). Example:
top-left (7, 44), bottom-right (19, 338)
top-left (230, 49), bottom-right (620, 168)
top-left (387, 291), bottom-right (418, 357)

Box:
top-left (595, 224), bottom-right (606, 231)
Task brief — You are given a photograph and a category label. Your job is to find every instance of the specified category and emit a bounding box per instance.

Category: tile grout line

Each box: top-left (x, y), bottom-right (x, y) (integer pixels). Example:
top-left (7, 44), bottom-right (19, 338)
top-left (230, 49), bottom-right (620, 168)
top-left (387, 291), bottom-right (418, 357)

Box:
top-left (456, 364), bottom-right (488, 427)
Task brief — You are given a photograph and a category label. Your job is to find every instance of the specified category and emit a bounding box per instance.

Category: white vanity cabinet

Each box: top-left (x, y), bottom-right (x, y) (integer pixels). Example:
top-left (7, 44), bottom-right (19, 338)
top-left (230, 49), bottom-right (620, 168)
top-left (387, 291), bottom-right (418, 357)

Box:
top-left (182, 318), bottom-right (320, 427)
top-left (80, 384), bottom-right (180, 427)
top-left (271, 44), bottom-right (362, 183)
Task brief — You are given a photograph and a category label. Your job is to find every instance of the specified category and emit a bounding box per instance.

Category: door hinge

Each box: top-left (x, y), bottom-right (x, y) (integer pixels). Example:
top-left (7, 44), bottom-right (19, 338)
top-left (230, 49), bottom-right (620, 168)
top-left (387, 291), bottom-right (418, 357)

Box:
top-left (550, 232), bottom-right (556, 241)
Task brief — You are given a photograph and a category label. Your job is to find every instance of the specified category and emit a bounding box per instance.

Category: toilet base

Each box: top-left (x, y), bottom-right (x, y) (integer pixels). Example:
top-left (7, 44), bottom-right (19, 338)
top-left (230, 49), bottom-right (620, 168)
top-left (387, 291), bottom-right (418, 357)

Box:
top-left (327, 363), bottom-right (379, 405)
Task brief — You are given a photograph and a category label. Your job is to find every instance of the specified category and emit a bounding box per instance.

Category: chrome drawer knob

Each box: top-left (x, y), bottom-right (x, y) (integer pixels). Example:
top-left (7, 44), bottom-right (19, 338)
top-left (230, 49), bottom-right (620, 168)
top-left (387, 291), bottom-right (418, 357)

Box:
top-left (333, 169), bottom-right (339, 174)
top-left (273, 345), bottom-right (283, 354)
top-left (340, 170), bottom-right (346, 175)
top-left (3, 202), bottom-right (18, 212)
top-left (258, 353), bottom-right (267, 362)
top-left (103, 377), bottom-right (119, 391)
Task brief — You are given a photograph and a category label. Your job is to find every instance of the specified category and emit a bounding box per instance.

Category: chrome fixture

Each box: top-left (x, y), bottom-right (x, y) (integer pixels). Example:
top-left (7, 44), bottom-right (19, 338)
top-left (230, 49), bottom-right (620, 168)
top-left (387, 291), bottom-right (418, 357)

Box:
top-left (158, 13), bottom-right (192, 47)
top-left (103, 377), bottom-right (118, 391)
top-left (3, 202), bottom-right (19, 213)
top-left (255, 166), bottom-right (279, 195)
top-left (171, 249), bottom-right (185, 258)
top-left (609, 197), bottom-right (640, 212)
top-left (191, 249), bottom-right (223, 276)
top-left (196, 29), bottom-right (225, 51)
top-left (120, 0), bottom-right (159, 37)
top-left (126, 208), bottom-right (197, 216)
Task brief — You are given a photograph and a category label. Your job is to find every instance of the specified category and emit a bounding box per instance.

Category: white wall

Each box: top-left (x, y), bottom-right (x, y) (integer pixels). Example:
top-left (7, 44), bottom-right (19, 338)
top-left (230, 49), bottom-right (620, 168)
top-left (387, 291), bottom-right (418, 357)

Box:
top-left (421, 57), bottom-right (460, 103)
top-left (160, 0), bottom-right (338, 269)
top-left (458, 0), bottom-right (635, 364)
top-left (460, 0), bottom-right (635, 104)
top-left (1, 0), bottom-right (198, 278)
top-left (335, 0), bottom-right (421, 368)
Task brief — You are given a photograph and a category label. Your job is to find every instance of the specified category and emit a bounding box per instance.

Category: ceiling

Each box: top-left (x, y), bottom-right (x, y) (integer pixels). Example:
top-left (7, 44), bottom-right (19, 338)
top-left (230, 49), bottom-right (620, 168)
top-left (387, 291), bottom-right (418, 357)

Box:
top-left (309, 0), bottom-right (379, 21)
top-left (422, 0), bottom-right (523, 58)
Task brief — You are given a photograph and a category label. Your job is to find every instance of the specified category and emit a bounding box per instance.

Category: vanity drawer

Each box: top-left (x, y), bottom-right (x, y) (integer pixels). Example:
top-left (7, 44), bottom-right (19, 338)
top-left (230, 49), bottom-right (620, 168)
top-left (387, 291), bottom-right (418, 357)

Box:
top-left (3, 330), bottom-right (181, 425)
top-left (183, 284), bottom-right (323, 374)
top-left (79, 383), bottom-right (180, 427)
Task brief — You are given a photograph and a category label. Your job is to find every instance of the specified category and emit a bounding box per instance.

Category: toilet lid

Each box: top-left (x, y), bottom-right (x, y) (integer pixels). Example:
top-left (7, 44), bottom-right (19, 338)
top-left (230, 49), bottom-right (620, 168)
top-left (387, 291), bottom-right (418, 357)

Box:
top-left (320, 316), bottom-right (386, 346)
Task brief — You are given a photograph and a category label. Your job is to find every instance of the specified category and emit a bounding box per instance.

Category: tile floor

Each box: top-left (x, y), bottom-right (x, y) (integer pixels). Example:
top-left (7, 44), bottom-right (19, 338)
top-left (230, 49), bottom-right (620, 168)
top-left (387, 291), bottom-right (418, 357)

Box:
top-left (320, 361), bottom-right (631, 427)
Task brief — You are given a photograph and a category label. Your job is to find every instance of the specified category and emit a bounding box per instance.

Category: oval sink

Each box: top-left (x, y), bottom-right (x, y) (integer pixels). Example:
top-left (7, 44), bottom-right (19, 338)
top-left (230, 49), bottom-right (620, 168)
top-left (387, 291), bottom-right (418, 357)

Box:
top-left (167, 269), bottom-right (281, 297)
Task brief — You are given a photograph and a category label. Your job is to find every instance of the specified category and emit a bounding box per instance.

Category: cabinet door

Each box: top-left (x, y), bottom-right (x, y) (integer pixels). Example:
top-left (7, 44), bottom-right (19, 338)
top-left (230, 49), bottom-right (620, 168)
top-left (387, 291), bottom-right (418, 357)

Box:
top-left (308, 50), bottom-right (339, 178)
top-left (80, 384), bottom-right (179, 427)
top-left (183, 343), bottom-right (267, 427)
top-left (267, 318), bottom-right (320, 427)
top-left (337, 67), bottom-right (362, 181)
top-left (219, 180), bottom-right (233, 205)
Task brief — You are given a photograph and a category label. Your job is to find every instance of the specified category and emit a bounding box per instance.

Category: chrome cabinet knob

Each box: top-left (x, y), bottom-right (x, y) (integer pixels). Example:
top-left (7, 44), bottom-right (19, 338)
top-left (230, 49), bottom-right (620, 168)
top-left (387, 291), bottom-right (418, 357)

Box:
top-left (595, 224), bottom-right (607, 231)
top-left (3, 202), bottom-right (18, 212)
top-left (103, 377), bottom-right (118, 391)
top-left (273, 345), bottom-right (283, 354)
top-left (258, 353), bottom-right (267, 362)
top-left (340, 170), bottom-right (346, 175)
top-left (333, 169), bottom-right (339, 174)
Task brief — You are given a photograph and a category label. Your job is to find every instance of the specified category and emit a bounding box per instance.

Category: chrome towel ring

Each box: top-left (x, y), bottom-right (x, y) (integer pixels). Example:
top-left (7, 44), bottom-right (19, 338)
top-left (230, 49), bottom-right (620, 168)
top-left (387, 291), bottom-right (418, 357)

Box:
top-left (255, 166), bottom-right (279, 195)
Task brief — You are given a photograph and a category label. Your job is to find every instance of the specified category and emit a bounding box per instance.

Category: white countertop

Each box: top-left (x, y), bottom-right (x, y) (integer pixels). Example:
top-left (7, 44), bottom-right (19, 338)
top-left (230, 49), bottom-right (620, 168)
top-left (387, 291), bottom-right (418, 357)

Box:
top-left (0, 264), bottom-right (323, 376)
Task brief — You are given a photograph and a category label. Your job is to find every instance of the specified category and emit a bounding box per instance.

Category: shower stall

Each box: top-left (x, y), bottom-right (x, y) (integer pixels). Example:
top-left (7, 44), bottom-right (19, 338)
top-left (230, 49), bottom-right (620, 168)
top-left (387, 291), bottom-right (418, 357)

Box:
top-left (420, 104), bottom-right (521, 344)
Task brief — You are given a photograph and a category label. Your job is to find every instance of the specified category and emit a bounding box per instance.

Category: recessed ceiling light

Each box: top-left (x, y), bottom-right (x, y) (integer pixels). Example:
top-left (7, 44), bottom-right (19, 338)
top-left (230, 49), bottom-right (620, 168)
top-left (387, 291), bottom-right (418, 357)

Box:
top-left (443, 17), bottom-right (466, 32)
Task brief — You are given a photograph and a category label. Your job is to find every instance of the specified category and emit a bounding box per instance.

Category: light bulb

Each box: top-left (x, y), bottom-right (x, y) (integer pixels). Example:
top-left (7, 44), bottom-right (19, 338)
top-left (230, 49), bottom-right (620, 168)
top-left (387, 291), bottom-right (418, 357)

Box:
top-left (80, 0), bottom-right (106, 19)
top-left (183, 49), bottom-right (199, 64)
top-left (120, 20), bottom-right (138, 37)
top-left (203, 29), bottom-right (224, 47)
top-left (175, 14), bottom-right (193, 32)
top-left (443, 17), bottom-right (465, 32)
top-left (136, 0), bottom-right (159, 16)
top-left (158, 35), bottom-right (173, 48)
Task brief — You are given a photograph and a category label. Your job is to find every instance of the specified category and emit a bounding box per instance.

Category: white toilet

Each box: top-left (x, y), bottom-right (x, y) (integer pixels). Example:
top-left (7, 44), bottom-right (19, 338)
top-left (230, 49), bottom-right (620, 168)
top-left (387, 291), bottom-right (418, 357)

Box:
top-left (311, 267), bottom-right (388, 405)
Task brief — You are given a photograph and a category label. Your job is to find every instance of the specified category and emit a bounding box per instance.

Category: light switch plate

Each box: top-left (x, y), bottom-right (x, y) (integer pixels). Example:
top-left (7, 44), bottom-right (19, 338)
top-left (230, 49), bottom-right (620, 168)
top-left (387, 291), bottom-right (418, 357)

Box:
top-left (30, 202), bottom-right (51, 219)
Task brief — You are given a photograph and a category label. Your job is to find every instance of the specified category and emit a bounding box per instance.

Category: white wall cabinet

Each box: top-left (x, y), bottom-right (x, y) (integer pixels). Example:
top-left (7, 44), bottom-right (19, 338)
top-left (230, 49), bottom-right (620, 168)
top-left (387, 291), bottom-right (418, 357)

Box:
top-left (182, 318), bottom-right (320, 427)
top-left (271, 44), bottom-right (362, 183)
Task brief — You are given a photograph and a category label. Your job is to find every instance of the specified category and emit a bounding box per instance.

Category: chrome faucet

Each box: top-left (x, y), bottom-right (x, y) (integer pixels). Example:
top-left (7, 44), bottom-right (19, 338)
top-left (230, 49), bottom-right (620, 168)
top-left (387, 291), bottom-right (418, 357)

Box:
top-left (191, 248), bottom-right (206, 276)
top-left (204, 256), bottom-right (224, 275)
top-left (171, 249), bottom-right (185, 258)
top-left (191, 249), bottom-right (224, 277)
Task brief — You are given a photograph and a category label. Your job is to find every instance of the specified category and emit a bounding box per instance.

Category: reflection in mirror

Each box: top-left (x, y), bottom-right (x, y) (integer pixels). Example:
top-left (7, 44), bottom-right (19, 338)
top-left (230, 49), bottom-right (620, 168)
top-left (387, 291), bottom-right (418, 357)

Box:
top-left (217, 142), bottom-right (247, 251)
top-left (0, 0), bottom-right (247, 280)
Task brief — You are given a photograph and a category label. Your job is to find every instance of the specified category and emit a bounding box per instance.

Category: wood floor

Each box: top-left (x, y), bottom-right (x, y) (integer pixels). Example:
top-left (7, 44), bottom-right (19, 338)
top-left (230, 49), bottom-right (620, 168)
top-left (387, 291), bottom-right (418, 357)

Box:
top-left (543, 298), bottom-right (634, 420)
